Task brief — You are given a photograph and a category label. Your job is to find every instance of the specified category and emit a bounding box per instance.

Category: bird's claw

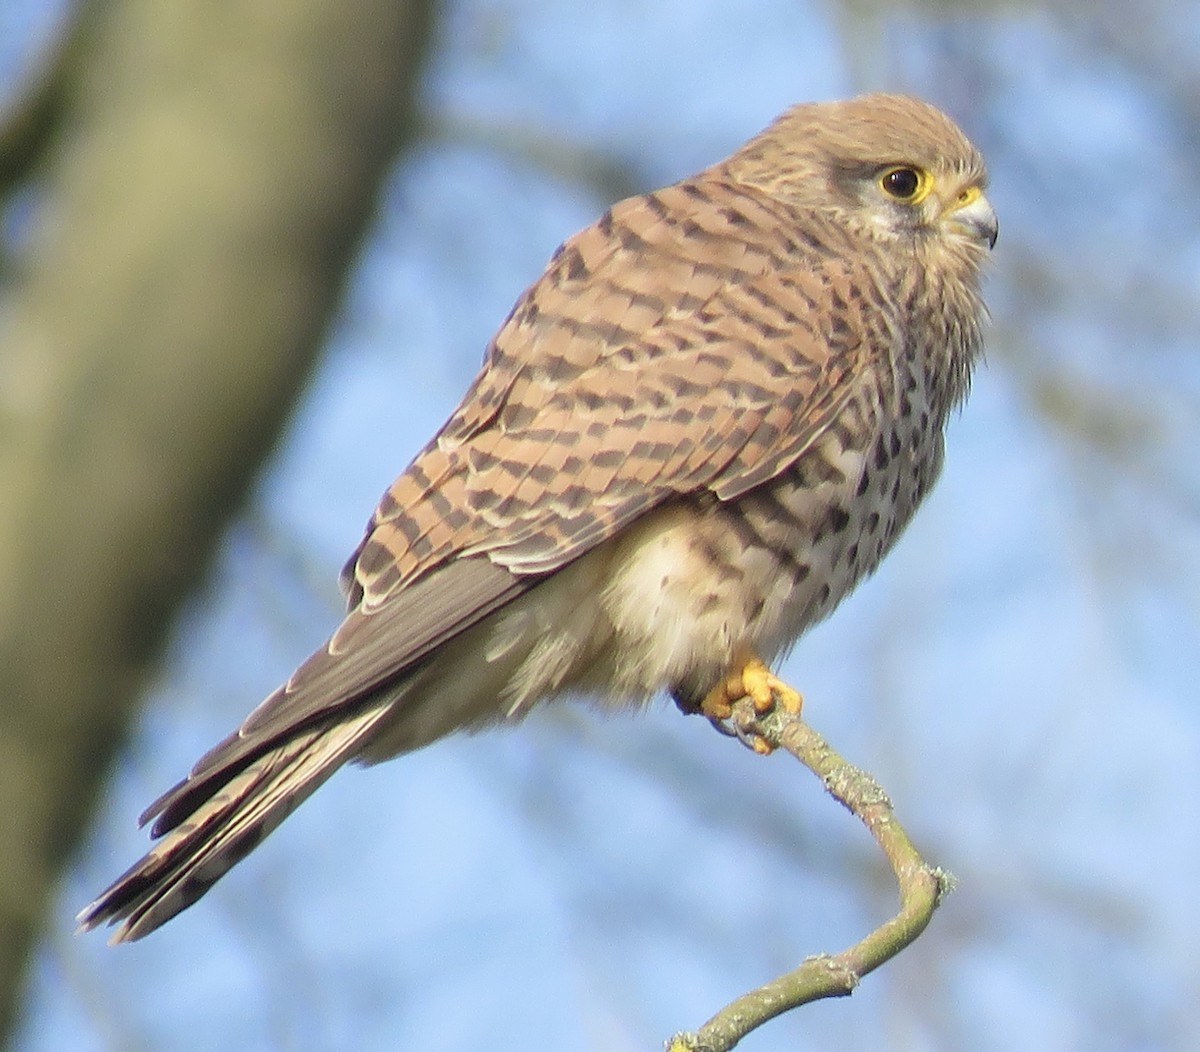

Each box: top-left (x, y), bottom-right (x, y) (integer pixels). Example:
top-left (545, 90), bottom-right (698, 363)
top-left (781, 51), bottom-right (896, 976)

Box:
top-left (740, 658), bottom-right (803, 716)
top-left (691, 652), bottom-right (804, 754)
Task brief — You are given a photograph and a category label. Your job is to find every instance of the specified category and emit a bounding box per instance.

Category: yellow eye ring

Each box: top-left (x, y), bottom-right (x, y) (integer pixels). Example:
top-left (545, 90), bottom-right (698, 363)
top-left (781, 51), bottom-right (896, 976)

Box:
top-left (879, 165), bottom-right (933, 204)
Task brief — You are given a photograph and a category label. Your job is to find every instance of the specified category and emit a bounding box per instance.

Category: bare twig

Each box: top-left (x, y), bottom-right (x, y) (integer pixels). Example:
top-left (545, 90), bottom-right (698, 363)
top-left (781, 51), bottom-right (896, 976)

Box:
top-left (666, 693), bottom-right (953, 1052)
top-left (420, 110), bottom-right (645, 204)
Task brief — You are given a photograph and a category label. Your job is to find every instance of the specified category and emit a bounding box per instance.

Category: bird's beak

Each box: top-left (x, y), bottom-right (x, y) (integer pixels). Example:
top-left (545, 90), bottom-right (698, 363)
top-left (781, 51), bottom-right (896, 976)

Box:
top-left (941, 188), bottom-right (998, 250)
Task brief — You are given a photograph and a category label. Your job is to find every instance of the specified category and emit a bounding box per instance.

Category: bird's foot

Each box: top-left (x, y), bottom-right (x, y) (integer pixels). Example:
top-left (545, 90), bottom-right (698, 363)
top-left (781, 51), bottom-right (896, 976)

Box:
top-left (692, 651), bottom-right (803, 754)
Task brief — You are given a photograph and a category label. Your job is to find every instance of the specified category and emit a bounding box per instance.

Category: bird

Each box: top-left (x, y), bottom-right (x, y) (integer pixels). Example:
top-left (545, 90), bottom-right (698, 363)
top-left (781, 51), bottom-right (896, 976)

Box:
top-left (79, 93), bottom-right (997, 943)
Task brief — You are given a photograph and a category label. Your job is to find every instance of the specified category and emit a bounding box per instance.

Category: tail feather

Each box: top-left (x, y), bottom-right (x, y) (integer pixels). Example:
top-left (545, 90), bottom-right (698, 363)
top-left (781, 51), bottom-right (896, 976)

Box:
top-left (77, 703), bottom-right (391, 943)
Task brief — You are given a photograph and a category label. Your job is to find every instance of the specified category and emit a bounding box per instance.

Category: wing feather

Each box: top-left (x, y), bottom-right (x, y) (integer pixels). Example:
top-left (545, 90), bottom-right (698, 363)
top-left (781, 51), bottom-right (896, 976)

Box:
top-left (140, 557), bottom-right (527, 835)
top-left (348, 176), bottom-right (875, 591)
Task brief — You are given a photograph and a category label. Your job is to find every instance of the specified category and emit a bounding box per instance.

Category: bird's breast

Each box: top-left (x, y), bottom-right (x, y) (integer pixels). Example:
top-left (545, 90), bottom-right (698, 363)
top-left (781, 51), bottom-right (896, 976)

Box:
top-left (593, 379), bottom-right (947, 705)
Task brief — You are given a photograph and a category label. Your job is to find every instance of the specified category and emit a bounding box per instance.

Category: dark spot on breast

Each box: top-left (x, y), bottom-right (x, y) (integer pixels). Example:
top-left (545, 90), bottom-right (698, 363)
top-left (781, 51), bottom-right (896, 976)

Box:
top-left (873, 435), bottom-right (890, 470)
top-left (827, 507), bottom-right (851, 534)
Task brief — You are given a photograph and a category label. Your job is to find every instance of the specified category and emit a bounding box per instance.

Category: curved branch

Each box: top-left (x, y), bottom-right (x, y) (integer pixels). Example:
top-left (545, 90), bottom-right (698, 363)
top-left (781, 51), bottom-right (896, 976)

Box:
top-left (667, 694), bottom-right (954, 1052)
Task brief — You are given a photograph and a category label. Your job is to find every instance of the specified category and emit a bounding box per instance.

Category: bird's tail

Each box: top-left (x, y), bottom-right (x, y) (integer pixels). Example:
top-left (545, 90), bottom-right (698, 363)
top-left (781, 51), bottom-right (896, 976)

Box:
top-left (77, 702), bottom-right (391, 943)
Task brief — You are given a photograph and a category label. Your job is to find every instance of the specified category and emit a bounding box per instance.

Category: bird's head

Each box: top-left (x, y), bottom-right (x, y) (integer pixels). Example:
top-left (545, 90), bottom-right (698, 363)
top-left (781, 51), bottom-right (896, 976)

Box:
top-left (727, 93), bottom-right (998, 258)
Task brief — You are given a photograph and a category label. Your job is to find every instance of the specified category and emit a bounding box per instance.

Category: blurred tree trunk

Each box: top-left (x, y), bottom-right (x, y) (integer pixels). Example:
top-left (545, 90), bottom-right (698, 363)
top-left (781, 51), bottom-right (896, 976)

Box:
top-left (0, 0), bottom-right (438, 1040)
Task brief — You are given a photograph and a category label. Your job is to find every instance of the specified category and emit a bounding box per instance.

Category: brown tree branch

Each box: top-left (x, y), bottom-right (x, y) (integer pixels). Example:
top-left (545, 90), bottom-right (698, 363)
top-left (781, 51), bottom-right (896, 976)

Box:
top-left (667, 694), bottom-right (954, 1052)
top-left (0, 0), bottom-right (438, 1040)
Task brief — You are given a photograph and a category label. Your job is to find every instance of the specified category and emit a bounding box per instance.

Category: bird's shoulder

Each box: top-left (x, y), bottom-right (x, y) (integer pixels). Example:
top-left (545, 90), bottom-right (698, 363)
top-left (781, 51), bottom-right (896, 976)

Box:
top-left (342, 174), bottom-right (888, 603)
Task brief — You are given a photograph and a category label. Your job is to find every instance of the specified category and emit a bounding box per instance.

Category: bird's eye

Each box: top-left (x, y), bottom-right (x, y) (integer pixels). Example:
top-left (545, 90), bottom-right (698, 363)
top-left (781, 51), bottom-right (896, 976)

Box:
top-left (879, 166), bottom-right (929, 202)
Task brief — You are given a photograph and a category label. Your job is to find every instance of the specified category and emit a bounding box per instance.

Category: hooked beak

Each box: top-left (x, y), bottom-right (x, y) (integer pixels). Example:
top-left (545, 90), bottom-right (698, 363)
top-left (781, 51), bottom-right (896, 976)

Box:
top-left (942, 188), bottom-right (998, 250)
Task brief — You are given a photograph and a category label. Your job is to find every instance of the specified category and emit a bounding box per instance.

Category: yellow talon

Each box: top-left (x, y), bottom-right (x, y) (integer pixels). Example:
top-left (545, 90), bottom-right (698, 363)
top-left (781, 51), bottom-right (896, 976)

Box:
top-left (692, 649), bottom-right (804, 753)
top-left (747, 735), bottom-right (773, 756)
top-left (741, 657), bottom-right (803, 715)
top-left (696, 683), bottom-right (733, 722)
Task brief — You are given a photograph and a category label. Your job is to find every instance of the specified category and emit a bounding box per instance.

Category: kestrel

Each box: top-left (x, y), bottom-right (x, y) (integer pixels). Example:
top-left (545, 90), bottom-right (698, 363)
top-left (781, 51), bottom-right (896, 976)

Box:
top-left (80, 93), bottom-right (996, 942)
